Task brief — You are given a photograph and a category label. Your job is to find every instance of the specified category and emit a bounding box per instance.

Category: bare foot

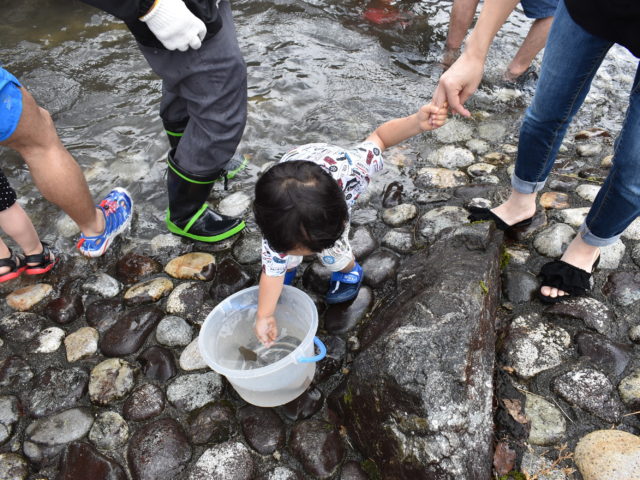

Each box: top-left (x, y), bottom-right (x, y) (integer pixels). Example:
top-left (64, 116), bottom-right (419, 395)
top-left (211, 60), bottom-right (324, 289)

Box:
top-left (540, 235), bottom-right (600, 300)
top-left (490, 190), bottom-right (537, 227)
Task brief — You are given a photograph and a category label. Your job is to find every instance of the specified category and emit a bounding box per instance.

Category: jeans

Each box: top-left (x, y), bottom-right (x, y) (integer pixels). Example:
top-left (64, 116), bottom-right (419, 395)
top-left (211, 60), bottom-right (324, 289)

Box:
top-left (512, 0), bottom-right (640, 247)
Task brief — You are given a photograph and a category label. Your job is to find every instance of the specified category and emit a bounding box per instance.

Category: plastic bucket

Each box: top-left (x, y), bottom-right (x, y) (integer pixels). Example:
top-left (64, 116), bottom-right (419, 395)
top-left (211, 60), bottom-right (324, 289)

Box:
top-left (198, 285), bottom-right (326, 407)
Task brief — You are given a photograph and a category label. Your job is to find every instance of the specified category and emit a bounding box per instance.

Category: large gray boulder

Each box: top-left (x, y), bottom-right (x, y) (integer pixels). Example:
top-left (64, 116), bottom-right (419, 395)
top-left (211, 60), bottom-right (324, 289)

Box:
top-left (338, 223), bottom-right (502, 479)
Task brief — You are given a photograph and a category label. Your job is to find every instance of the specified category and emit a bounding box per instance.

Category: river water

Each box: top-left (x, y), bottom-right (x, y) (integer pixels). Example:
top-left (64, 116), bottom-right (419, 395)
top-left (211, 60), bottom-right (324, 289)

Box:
top-left (0, 0), bottom-right (637, 250)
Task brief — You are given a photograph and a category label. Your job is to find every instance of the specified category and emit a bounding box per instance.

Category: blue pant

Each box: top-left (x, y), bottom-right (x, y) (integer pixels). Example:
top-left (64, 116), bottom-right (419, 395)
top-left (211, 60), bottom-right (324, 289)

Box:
top-left (512, 0), bottom-right (640, 247)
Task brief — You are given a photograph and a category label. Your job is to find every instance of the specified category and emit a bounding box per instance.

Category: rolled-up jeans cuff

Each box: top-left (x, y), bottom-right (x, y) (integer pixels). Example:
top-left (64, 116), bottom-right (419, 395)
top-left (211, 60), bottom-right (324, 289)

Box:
top-left (511, 173), bottom-right (547, 194)
top-left (578, 223), bottom-right (620, 247)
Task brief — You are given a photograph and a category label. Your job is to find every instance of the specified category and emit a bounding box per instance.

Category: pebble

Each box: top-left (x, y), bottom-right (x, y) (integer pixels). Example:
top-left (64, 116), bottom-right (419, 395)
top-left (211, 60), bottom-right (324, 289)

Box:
top-left (164, 253), bottom-right (216, 281)
top-left (428, 146), bottom-right (475, 169)
top-left (415, 206), bottom-right (468, 244)
top-left (533, 223), bottom-right (575, 258)
top-left (539, 192), bottom-right (570, 209)
top-left (210, 258), bottom-right (253, 304)
top-left (165, 282), bottom-right (206, 320)
top-left (260, 466), bottom-right (304, 480)
top-left (502, 270), bottom-right (538, 304)
top-left (188, 442), bottom-right (254, 480)
top-left (289, 420), bottom-right (345, 478)
top-left (574, 430), bottom-right (640, 480)
top-left (64, 327), bottom-right (99, 362)
top-left (351, 208), bottom-right (377, 226)
top-left (467, 162), bottom-right (496, 178)
top-left (179, 338), bottom-right (208, 371)
top-left (82, 273), bottom-right (121, 298)
top-left (524, 393), bottom-right (566, 446)
top-left (504, 247), bottom-right (530, 265)
top-left (602, 271), bottom-right (640, 306)
top-left (576, 184), bottom-right (601, 202)
top-left (482, 152), bottom-right (510, 164)
top-left (89, 358), bottom-right (137, 406)
top-left (601, 154), bottom-right (613, 168)
top-left (45, 294), bottom-right (84, 325)
top-left (232, 233), bottom-right (262, 265)
top-left (477, 122), bottom-right (506, 142)
top-left (167, 372), bottom-right (222, 412)
top-left (187, 403), bottom-right (235, 445)
top-left (503, 314), bottom-right (571, 379)
top-left (0, 453), bottom-right (28, 480)
top-left (58, 442), bottom-right (127, 480)
top-left (238, 405), bottom-right (285, 455)
top-left (629, 324), bottom-right (640, 343)
top-left (27, 367), bottom-right (89, 418)
top-left (521, 448), bottom-right (570, 480)
top-left (599, 240), bottom-right (626, 269)
top-left (123, 383), bottom-right (165, 421)
top-left (432, 118), bottom-right (473, 143)
top-left (618, 369), bottom-right (640, 408)
top-left (150, 233), bottom-right (185, 254)
top-left (124, 277), bottom-right (174, 306)
top-left (0, 312), bottom-right (44, 344)
top-left (546, 297), bottom-right (613, 336)
top-left (551, 207), bottom-right (589, 227)
top-left (381, 229), bottom-right (414, 254)
top-left (576, 331), bottom-right (632, 377)
top-left (361, 251), bottom-right (400, 288)
top-left (156, 316), bottom-right (193, 347)
top-left (138, 346), bottom-right (177, 382)
top-left (0, 396), bottom-right (19, 444)
top-left (349, 227), bottom-right (377, 260)
top-left (466, 139), bottom-right (490, 155)
top-left (115, 252), bottom-right (162, 285)
top-left (577, 143), bottom-right (603, 157)
top-left (381, 203), bottom-right (417, 227)
top-left (0, 356), bottom-right (33, 388)
top-left (6, 284), bottom-right (52, 311)
top-left (85, 298), bottom-right (124, 334)
top-left (99, 305), bottom-right (163, 356)
top-left (218, 191), bottom-right (252, 217)
top-left (415, 168), bottom-right (468, 188)
top-left (89, 411), bottom-right (129, 451)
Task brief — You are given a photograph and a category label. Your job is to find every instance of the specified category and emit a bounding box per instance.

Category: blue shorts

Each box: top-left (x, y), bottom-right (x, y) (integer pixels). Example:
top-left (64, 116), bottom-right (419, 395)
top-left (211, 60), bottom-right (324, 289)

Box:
top-left (0, 67), bottom-right (23, 142)
top-left (521, 0), bottom-right (559, 19)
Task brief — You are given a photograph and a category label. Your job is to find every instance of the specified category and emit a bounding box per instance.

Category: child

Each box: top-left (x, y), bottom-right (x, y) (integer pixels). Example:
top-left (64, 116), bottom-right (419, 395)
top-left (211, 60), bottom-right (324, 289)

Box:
top-left (252, 103), bottom-right (448, 346)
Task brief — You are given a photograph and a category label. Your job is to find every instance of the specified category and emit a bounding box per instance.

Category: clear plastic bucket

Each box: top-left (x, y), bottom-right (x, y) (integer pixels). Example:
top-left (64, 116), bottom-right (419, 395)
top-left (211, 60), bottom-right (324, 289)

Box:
top-left (198, 285), bottom-right (326, 407)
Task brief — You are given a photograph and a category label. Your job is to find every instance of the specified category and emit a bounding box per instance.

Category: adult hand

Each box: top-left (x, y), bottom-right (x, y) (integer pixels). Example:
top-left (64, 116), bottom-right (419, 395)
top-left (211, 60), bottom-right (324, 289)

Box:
top-left (140, 0), bottom-right (206, 51)
top-left (432, 52), bottom-right (485, 117)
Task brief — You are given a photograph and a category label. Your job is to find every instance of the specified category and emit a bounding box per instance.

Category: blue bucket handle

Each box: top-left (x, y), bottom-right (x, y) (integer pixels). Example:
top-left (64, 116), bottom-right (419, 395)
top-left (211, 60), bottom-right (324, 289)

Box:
top-left (297, 337), bottom-right (326, 363)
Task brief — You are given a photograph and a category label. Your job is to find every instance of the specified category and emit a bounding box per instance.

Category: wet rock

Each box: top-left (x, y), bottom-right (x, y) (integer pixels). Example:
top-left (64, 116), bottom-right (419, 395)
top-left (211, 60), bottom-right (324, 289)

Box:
top-left (503, 314), bottom-right (571, 379)
top-left (478, 122), bottom-right (506, 142)
top-left (415, 167), bottom-right (468, 188)
top-left (339, 461), bottom-right (368, 480)
top-left (502, 269), bottom-right (538, 304)
top-left (381, 181), bottom-right (403, 208)
top-left (577, 184), bottom-right (601, 202)
top-left (381, 229), bottom-right (414, 254)
top-left (23, 408), bottom-right (94, 463)
top-left (324, 287), bottom-right (372, 334)
top-left (482, 151), bottom-right (510, 164)
top-left (6, 284), bottom-right (52, 311)
top-left (622, 217), bottom-right (640, 241)
top-left (618, 369), bottom-right (640, 408)
top-left (415, 206), bottom-right (468, 244)
top-left (127, 418), bottom-right (192, 480)
top-left (466, 197), bottom-right (491, 211)
top-left (428, 146), bottom-right (475, 168)
top-left (165, 282), bottom-right (206, 320)
top-left (209, 258), bottom-right (253, 304)
top-left (65, 327), bottom-right (99, 362)
top-left (150, 233), bottom-right (186, 255)
top-left (89, 411), bottom-right (129, 451)
top-left (123, 384), bottom-right (165, 422)
top-left (510, 210), bottom-right (548, 241)
top-left (188, 442), bottom-right (253, 480)
top-left (315, 336), bottom-right (347, 383)
top-left (601, 154), bottom-right (613, 168)
top-left (433, 118), bottom-right (473, 143)
top-left (361, 251), bottom-right (399, 288)
top-left (524, 393), bottom-right (566, 446)
top-left (533, 223), bottom-right (575, 258)
top-left (579, 167), bottom-right (602, 180)
top-left (0, 356), bottom-right (33, 388)
top-left (551, 207), bottom-right (589, 228)
top-left (546, 297), bottom-right (614, 336)
top-left (539, 192), bottom-right (570, 209)
top-left (85, 298), bottom-right (124, 334)
top-left (0, 396), bottom-right (19, 444)
top-left (598, 240), bottom-right (626, 269)
top-left (24, 68), bottom-right (80, 115)
top-left (187, 403), bottom-right (235, 445)
top-left (238, 406), bottom-right (285, 455)
top-left (629, 325), bottom-right (640, 343)
top-left (167, 372), bottom-right (222, 412)
top-left (218, 191), bottom-right (251, 217)
top-left (0, 453), bottom-right (28, 480)
top-left (302, 262), bottom-right (331, 294)
top-left (179, 338), bottom-right (208, 371)
top-left (115, 252), bottom-right (163, 285)
top-left (471, 174), bottom-right (499, 184)
top-left (156, 315), bottom-right (192, 347)
top-left (467, 162), bottom-right (496, 178)
top-left (289, 420), bottom-right (344, 479)
top-left (381, 203), bottom-right (417, 227)
top-left (548, 178), bottom-right (579, 192)
top-left (575, 128), bottom-right (611, 140)
top-left (100, 305), bottom-right (163, 356)
top-left (233, 233), bottom-right (262, 265)
top-left (281, 387), bottom-right (324, 421)
top-left (603, 271), bottom-right (640, 306)
top-left (59, 442), bottom-right (127, 479)
top-left (351, 208), bottom-right (377, 226)
top-left (577, 143), bottom-right (602, 157)
top-left (165, 253), bottom-right (216, 281)
top-left (259, 466), bottom-right (303, 480)
top-left (138, 346), bottom-right (177, 382)
top-left (82, 274), bottom-right (121, 298)
top-left (415, 191), bottom-right (451, 204)
top-left (89, 358), bottom-right (137, 406)
top-left (574, 430), bottom-right (640, 480)
top-left (504, 246), bottom-right (530, 265)
top-left (521, 448), bottom-right (570, 479)
top-left (27, 367), bottom-right (88, 418)
top-left (0, 312), bottom-right (44, 343)
top-left (45, 294), bottom-right (84, 325)
top-left (124, 277), bottom-right (173, 306)
top-left (31, 327), bottom-right (65, 354)
top-left (576, 331), bottom-right (632, 377)
top-left (552, 367), bottom-right (621, 423)
top-left (466, 138), bottom-right (490, 155)
top-left (349, 227), bottom-right (377, 260)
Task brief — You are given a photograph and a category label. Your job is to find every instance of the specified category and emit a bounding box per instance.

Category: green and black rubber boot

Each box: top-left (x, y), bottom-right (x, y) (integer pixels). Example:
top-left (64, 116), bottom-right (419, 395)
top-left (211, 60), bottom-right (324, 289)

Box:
top-left (166, 163), bottom-right (245, 243)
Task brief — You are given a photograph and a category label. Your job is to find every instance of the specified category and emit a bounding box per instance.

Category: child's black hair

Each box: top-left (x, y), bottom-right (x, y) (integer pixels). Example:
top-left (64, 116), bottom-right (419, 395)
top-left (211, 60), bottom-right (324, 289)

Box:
top-left (253, 160), bottom-right (349, 253)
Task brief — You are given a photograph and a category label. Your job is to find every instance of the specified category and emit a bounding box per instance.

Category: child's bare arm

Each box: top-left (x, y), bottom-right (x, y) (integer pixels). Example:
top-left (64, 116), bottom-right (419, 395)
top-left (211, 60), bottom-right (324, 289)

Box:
top-left (366, 103), bottom-right (448, 151)
top-left (255, 271), bottom-right (285, 346)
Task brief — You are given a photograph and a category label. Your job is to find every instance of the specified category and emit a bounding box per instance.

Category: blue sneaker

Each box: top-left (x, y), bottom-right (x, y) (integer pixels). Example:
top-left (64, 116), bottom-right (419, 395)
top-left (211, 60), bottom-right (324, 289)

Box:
top-left (284, 267), bottom-right (297, 286)
top-left (76, 188), bottom-right (133, 258)
top-left (326, 262), bottom-right (363, 304)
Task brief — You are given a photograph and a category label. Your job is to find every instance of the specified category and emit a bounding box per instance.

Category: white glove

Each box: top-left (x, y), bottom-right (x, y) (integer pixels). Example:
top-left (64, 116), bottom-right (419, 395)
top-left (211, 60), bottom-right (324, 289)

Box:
top-left (140, 0), bottom-right (207, 51)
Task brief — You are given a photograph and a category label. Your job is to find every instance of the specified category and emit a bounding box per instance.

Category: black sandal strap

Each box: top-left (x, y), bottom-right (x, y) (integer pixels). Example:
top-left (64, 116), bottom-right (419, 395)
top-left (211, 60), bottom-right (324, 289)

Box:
top-left (467, 207), bottom-right (534, 231)
top-left (539, 260), bottom-right (591, 297)
top-left (0, 249), bottom-right (23, 271)
top-left (23, 243), bottom-right (51, 268)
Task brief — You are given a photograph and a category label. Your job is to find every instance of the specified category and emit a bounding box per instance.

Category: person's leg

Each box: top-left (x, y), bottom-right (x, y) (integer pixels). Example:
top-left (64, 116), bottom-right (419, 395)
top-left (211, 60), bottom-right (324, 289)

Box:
top-left (443, 0), bottom-right (480, 68)
top-left (504, 16), bottom-right (553, 81)
top-left (492, 0), bottom-right (612, 228)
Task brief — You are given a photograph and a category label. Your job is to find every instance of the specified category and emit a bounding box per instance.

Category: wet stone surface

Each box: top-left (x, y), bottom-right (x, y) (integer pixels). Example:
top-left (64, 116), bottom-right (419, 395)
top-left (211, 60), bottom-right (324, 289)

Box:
top-left (209, 258), bottom-right (253, 304)
top-left (122, 383), bottom-right (165, 421)
top-left (324, 287), bottom-right (373, 334)
top-left (187, 402), bottom-right (235, 445)
top-left (289, 420), bottom-right (345, 478)
top-left (238, 405), bottom-right (285, 455)
top-left (138, 346), bottom-right (177, 382)
top-left (99, 306), bottom-right (163, 356)
top-left (115, 252), bottom-right (163, 285)
top-left (26, 367), bottom-right (89, 418)
top-left (44, 294), bottom-right (84, 325)
top-left (58, 442), bottom-right (127, 480)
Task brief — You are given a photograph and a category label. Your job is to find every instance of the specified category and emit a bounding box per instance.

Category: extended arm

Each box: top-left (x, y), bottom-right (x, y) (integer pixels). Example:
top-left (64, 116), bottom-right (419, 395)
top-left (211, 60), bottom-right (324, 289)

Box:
top-left (255, 271), bottom-right (284, 346)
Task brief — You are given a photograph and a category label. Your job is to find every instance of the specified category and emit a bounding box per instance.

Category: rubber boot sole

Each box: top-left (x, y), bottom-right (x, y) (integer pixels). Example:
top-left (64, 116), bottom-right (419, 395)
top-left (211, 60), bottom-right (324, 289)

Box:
top-left (166, 214), bottom-right (245, 243)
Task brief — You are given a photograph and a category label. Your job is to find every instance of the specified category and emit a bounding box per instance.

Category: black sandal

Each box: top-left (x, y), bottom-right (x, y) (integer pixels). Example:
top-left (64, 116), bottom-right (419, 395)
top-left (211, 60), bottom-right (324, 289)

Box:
top-left (0, 249), bottom-right (26, 283)
top-left (537, 255), bottom-right (600, 304)
top-left (467, 207), bottom-right (534, 233)
top-left (23, 242), bottom-right (58, 276)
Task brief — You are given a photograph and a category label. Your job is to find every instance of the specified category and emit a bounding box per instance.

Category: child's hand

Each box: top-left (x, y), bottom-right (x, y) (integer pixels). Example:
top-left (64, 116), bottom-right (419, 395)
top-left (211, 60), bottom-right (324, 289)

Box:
top-left (255, 314), bottom-right (278, 347)
top-left (417, 103), bottom-right (448, 131)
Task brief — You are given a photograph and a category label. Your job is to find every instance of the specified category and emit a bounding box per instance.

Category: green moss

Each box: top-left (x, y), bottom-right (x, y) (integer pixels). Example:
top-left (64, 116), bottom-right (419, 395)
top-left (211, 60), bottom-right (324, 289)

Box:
top-left (361, 459), bottom-right (381, 480)
top-left (343, 386), bottom-right (353, 406)
top-left (500, 248), bottom-right (511, 270)
top-left (479, 280), bottom-right (488, 295)
top-left (499, 472), bottom-right (527, 480)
